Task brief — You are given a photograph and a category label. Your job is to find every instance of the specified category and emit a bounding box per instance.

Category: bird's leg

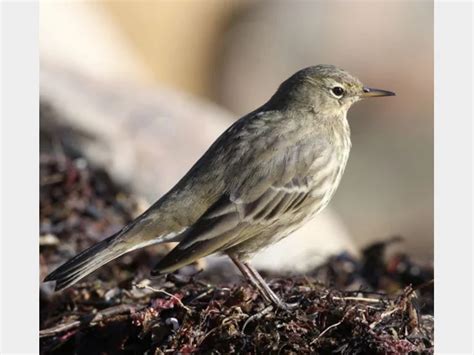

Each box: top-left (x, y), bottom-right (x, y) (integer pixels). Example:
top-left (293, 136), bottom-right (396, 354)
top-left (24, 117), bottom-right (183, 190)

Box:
top-left (229, 255), bottom-right (273, 304)
top-left (229, 255), bottom-right (297, 311)
top-left (243, 262), bottom-right (298, 311)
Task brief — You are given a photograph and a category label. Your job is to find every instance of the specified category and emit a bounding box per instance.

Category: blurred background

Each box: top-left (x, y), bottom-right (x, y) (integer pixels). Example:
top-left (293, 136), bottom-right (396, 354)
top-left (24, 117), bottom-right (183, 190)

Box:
top-left (39, 0), bottom-right (433, 270)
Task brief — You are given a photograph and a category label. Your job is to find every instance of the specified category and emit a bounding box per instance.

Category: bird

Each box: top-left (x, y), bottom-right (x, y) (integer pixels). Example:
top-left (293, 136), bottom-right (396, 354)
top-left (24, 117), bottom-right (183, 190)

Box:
top-left (44, 65), bottom-right (395, 309)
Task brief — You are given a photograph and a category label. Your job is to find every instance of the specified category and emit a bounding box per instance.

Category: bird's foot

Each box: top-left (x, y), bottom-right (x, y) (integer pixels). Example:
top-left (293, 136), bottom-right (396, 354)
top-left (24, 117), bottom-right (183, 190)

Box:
top-left (275, 300), bottom-right (299, 311)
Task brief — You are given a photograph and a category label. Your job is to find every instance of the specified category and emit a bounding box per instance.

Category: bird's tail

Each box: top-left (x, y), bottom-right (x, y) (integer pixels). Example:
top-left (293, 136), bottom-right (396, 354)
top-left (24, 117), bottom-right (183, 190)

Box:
top-left (44, 223), bottom-right (182, 291)
top-left (44, 231), bottom-right (130, 291)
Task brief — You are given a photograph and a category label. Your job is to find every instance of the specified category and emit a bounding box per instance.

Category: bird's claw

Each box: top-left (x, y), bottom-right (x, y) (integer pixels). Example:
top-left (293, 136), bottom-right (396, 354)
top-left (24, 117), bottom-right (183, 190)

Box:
top-left (276, 301), bottom-right (299, 311)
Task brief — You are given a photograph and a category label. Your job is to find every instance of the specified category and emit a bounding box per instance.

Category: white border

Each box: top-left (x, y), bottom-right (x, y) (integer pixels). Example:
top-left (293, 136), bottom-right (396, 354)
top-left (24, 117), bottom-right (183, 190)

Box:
top-left (0, 1), bottom-right (473, 354)
top-left (434, 1), bottom-right (473, 354)
top-left (0, 1), bottom-right (3, 352)
top-left (0, 1), bottom-right (39, 354)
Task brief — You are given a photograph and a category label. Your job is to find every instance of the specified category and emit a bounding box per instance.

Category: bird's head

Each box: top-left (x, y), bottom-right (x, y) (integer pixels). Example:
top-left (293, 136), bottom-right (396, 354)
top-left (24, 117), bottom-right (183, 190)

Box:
top-left (268, 65), bottom-right (395, 117)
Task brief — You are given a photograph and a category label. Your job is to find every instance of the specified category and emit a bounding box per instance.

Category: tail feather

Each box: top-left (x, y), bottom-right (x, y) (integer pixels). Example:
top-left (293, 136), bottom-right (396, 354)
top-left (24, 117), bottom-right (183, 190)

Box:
top-left (44, 232), bottom-right (126, 291)
top-left (44, 217), bottom-right (188, 291)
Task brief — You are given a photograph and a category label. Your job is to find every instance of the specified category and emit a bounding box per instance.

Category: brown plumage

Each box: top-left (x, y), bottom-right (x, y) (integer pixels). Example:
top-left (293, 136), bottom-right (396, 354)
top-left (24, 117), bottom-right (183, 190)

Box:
top-left (44, 65), bottom-right (394, 309)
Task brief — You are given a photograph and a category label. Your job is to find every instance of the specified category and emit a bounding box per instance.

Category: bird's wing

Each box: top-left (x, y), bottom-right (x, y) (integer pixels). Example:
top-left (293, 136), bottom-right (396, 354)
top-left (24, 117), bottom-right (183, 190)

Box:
top-left (151, 139), bottom-right (331, 274)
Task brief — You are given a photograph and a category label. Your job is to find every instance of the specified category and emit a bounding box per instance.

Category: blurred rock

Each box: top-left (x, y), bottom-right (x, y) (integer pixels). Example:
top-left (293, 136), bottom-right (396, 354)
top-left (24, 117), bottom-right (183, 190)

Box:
top-left (101, 0), bottom-right (245, 98)
top-left (41, 63), bottom-right (228, 198)
top-left (40, 1), bottom-right (152, 84)
top-left (40, 64), bottom-right (357, 273)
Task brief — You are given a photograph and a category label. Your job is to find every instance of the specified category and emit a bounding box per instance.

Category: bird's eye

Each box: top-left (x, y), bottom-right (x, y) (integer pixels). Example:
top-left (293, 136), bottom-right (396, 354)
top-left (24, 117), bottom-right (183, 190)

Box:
top-left (331, 86), bottom-right (345, 98)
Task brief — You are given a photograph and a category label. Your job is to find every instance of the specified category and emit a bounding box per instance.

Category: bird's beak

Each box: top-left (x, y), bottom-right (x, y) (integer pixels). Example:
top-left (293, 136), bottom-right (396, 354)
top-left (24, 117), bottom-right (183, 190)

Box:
top-left (361, 87), bottom-right (396, 98)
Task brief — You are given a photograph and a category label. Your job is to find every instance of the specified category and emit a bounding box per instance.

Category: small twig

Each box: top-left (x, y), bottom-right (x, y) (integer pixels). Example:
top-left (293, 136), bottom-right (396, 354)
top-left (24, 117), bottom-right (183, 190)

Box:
top-left (188, 287), bottom-right (215, 303)
top-left (310, 306), bottom-right (355, 344)
top-left (310, 320), bottom-right (344, 345)
top-left (332, 296), bottom-right (382, 303)
top-left (369, 306), bottom-right (399, 329)
top-left (242, 305), bottom-right (274, 333)
top-left (40, 304), bottom-right (146, 338)
top-left (134, 282), bottom-right (191, 313)
top-left (40, 319), bottom-right (81, 338)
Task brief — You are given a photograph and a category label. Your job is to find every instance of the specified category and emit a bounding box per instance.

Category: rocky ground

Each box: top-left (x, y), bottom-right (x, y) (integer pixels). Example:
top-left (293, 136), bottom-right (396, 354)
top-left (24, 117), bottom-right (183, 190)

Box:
top-left (39, 146), bottom-right (434, 354)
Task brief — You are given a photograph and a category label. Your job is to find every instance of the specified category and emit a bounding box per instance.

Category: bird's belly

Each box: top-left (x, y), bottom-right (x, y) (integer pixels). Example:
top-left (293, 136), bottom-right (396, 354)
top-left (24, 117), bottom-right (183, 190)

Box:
top-left (227, 146), bottom-right (350, 261)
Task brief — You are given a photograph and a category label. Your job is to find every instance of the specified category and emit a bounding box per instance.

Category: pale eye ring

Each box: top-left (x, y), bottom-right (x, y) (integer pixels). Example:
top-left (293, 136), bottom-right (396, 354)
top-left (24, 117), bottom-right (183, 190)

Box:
top-left (331, 86), bottom-right (345, 98)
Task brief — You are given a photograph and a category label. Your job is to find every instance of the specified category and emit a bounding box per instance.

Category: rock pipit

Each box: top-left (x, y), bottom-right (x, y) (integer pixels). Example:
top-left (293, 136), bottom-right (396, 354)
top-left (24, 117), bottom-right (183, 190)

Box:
top-left (45, 65), bottom-right (394, 309)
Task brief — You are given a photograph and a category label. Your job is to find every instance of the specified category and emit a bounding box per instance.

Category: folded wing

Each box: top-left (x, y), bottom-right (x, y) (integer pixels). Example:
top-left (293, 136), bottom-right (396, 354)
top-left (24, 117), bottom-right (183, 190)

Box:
top-left (151, 141), bottom-right (328, 274)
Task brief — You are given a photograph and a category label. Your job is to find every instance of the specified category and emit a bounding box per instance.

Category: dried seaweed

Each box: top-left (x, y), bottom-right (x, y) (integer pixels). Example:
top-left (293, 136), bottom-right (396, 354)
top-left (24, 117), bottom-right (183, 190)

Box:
top-left (40, 151), bottom-right (433, 354)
